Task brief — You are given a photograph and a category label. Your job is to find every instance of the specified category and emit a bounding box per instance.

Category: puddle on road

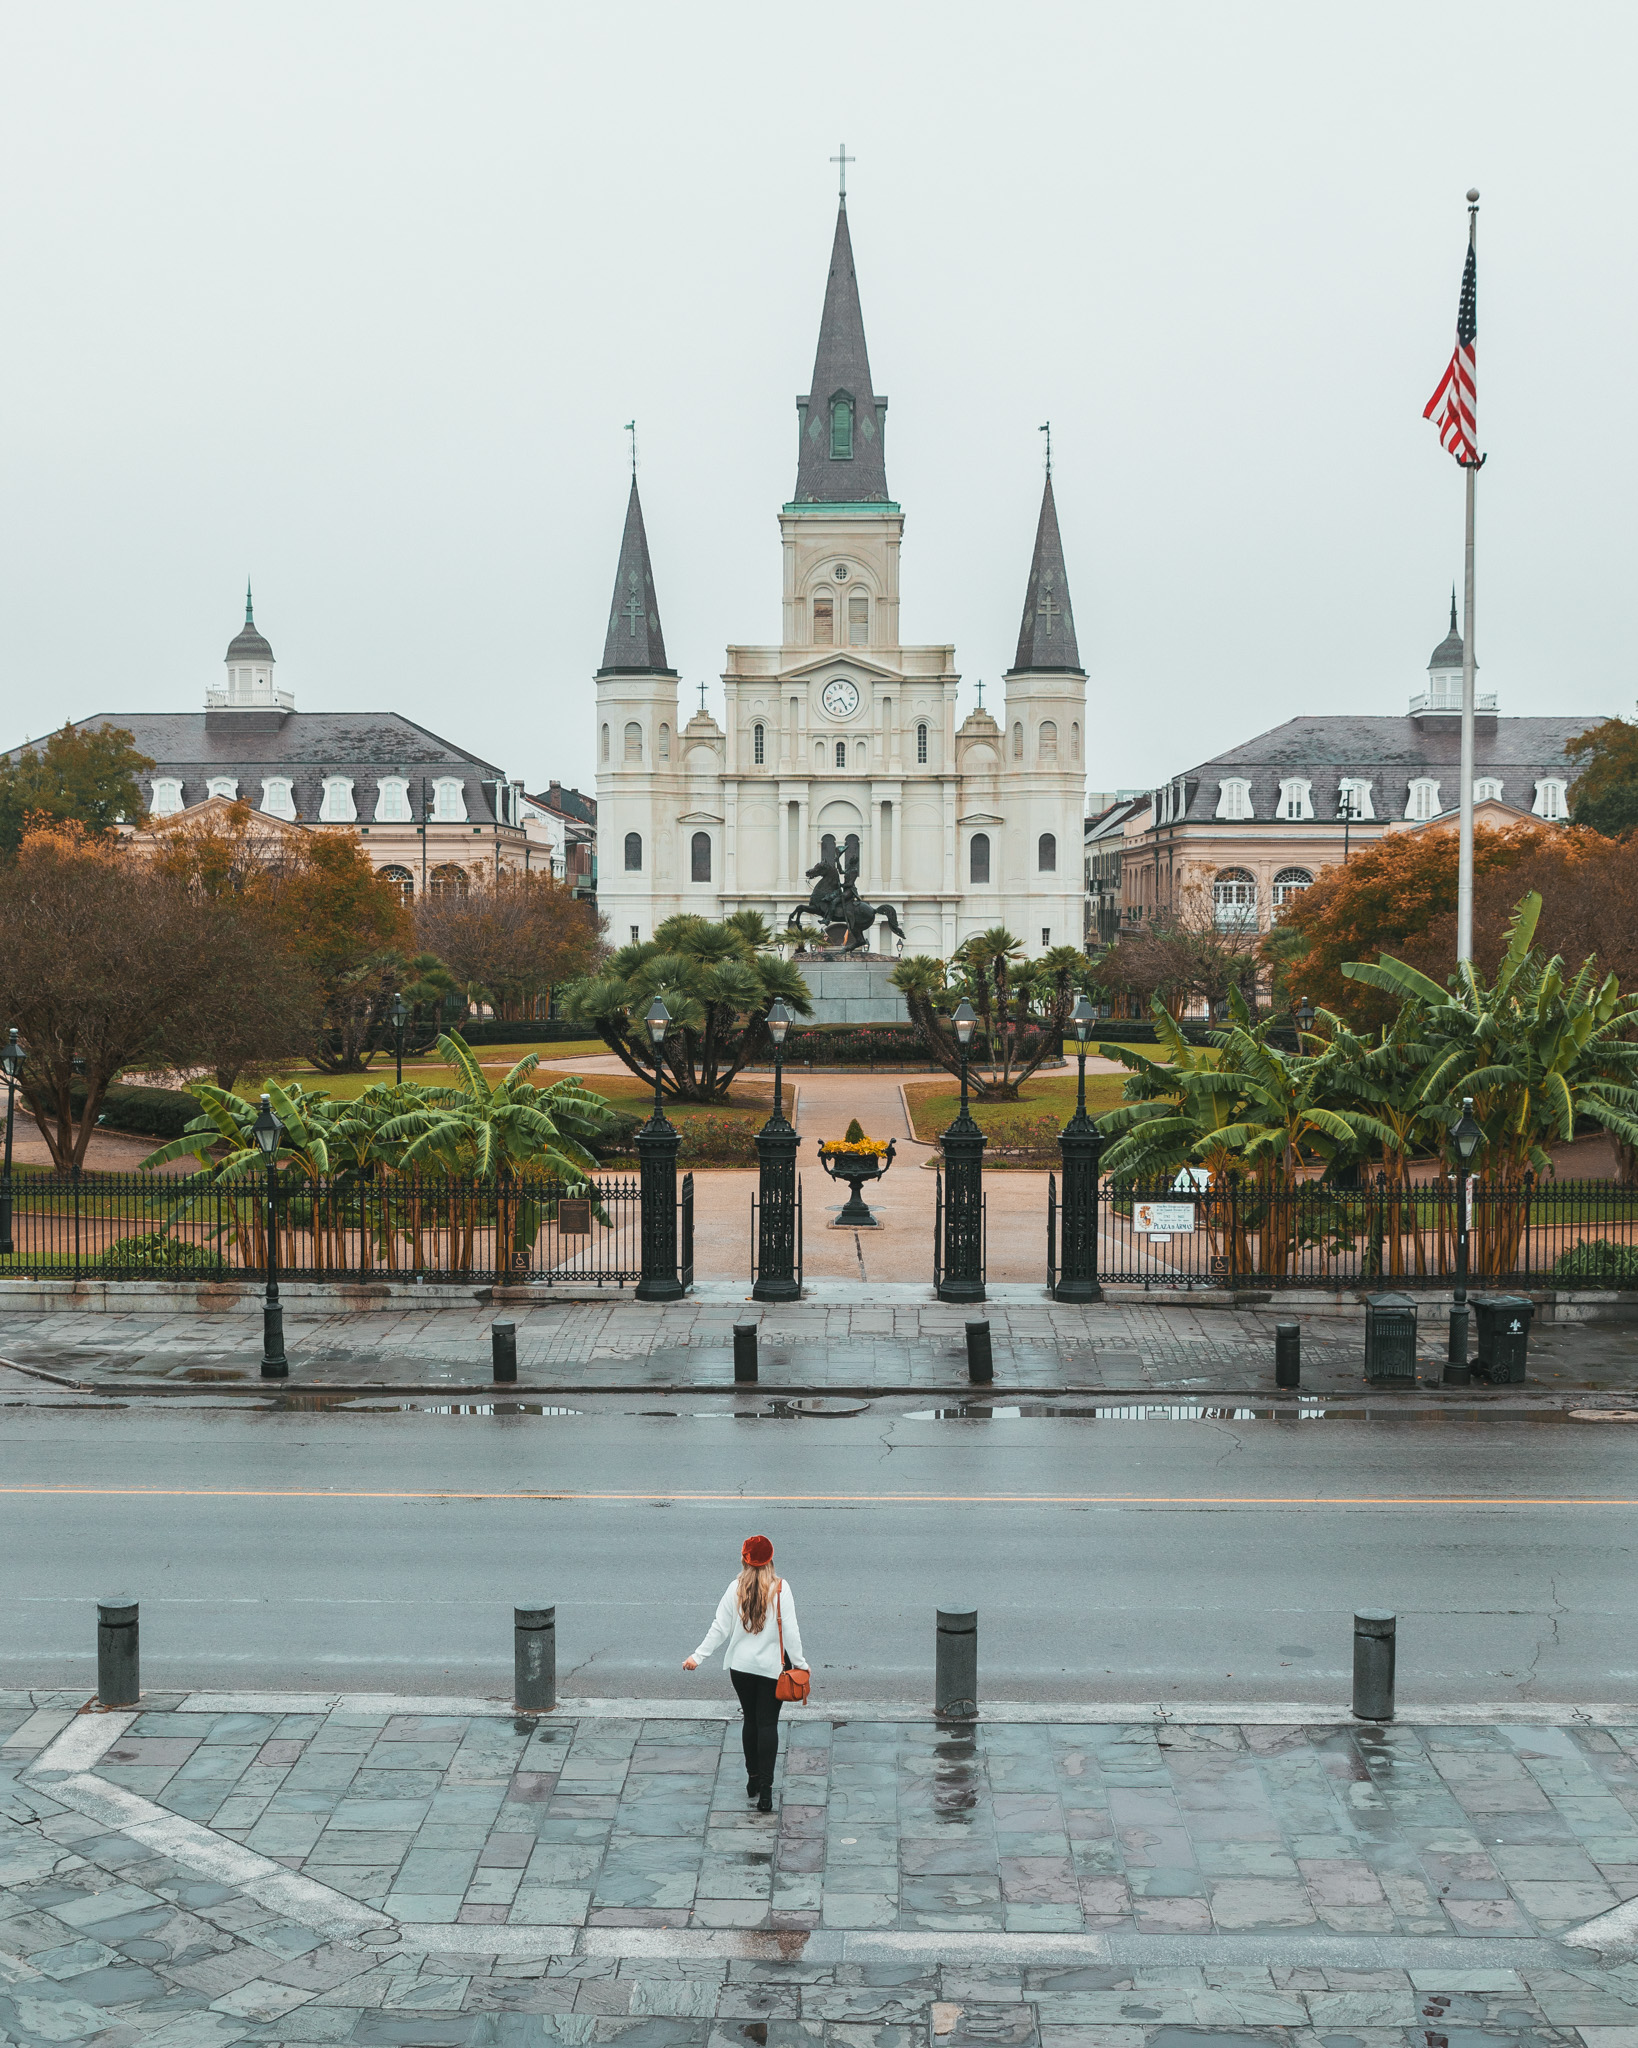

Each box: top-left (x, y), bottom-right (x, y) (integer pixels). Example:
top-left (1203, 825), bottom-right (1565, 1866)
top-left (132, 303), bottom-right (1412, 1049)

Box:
top-left (903, 1400), bottom-right (1615, 1425)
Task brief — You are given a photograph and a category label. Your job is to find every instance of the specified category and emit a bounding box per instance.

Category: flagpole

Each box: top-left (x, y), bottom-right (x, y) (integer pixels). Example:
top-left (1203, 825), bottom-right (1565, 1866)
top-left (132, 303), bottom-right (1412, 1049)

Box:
top-left (1456, 189), bottom-right (1480, 967)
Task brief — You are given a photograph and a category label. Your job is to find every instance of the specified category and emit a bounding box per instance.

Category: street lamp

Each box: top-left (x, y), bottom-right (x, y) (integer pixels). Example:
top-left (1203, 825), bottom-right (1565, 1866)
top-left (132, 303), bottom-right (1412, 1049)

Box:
top-left (635, 998), bottom-right (684, 1303)
top-left (937, 999), bottom-right (987, 1303)
top-left (389, 991), bottom-right (410, 1085)
top-left (1446, 1095), bottom-right (1484, 1384)
top-left (1295, 994), bottom-right (1315, 1038)
top-left (251, 1093), bottom-right (288, 1379)
top-left (0, 1028), bottom-right (24, 1257)
top-left (753, 997), bottom-right (801, 1302)
top-left (1054, 994), bottom-right (1104, 1302)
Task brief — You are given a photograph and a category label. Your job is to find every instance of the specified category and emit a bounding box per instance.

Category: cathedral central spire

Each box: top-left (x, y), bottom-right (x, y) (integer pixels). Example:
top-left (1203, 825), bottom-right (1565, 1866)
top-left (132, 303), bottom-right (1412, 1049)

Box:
top-left (793, 201), bottom-right (890, 505)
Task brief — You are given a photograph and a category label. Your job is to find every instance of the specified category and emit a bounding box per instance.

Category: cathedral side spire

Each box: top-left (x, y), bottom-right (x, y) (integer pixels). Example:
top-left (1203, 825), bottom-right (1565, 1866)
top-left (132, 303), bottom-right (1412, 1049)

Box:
top-left (1010, 472), bottom-right (1083, 674)
top-left (793, 201), bottom-right (890, 504)
top-left (599, 476), bottom-right (673, 675)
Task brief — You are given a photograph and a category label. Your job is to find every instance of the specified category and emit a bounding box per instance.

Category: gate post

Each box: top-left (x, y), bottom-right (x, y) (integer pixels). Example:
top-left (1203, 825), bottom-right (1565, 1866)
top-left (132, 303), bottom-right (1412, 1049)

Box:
top-left (635, 1001), bottom-right (684, 1304)
top-left (936, 1003), bottom-right (986, 1304)
top-left (753, 1004), bottom-right (801, 1301)
top-left (1054, 1002), bottom-right (1104, 1302)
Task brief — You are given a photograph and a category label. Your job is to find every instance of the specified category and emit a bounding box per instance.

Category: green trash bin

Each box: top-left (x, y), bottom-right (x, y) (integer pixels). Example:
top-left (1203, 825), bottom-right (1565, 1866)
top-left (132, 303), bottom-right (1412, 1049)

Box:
top-left (1472, 1294), bottom-right (1533, 1384)
top-left (1364, 1292), bottom-right (1419, 1385)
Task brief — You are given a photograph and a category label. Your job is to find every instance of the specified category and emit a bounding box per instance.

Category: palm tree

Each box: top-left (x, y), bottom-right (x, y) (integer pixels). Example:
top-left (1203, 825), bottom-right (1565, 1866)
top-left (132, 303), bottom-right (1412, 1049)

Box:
top-left (890, 939), bottom-right (1086, 1101)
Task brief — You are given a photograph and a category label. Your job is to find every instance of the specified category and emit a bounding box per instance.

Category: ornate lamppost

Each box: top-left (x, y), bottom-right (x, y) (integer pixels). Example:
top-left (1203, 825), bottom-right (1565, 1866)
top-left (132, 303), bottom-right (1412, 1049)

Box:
top-left (1054, 994), bottom-right (1104, 1302)
top-left (937, 998), bottom-right (986, 1303)
top-left (635, 997), bottom-right (684, 1303)
top-left (1295, 994), bottom-right (1315, 1039)
top-left (753, 998), bottom-right (801, 1302)
top-left (389, 990), bottom-right (410, 1085)
top-left (1446, 1095), bottom-right (1483, 1382)
top-left (0, 1028), bottom-right (25, 1257)
top-left (251, 1094), bottom-right (288, 1380)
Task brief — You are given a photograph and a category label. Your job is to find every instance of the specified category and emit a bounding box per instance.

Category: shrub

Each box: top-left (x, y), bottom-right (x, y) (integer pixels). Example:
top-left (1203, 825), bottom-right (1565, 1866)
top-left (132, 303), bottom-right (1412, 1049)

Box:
top-left (65, 1081), bottom-right (200, 1142)
top-left (1550, 1239), bottom-right (1638, 1286)
top-left (97, 1233), bottom-right (222, 1274)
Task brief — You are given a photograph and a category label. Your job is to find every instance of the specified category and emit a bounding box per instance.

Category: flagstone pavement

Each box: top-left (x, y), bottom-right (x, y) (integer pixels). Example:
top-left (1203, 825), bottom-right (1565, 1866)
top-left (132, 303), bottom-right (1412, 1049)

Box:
top-left (9, 1693), bottom-right (1638, 2048)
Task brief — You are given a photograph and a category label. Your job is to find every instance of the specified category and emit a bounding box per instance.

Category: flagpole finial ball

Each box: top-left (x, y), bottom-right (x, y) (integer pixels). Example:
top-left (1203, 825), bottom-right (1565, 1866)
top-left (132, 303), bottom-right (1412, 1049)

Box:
top-left (1466, 187), bottom-right (1480, 203)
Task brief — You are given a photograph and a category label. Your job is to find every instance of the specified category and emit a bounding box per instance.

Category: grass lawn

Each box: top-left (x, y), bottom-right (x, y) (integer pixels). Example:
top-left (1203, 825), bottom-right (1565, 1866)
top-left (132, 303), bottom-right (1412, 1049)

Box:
top-left (535, 1066), bottom-right (792, 1122)
top-left (902, 1070), bottom-right (1131, 1147)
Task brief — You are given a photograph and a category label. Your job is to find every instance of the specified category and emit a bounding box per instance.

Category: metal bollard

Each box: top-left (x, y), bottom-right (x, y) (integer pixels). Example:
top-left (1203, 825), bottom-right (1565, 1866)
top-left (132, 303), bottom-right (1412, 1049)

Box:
top-left (1275, 1321), bottom-right (1301, 1389)
top-left (97, 1595), bottom-right (140, 1707)
top-left (1352, 1609), bottom-right (1396, 1722)
top-left (965, 1321), bottom-right (993, 1386)
top-left (514, 1604), bottom-right (557, 1712)
top-left (733, 1323), bottom-right (758, 1384)
top-left (936, 1608), bottom-right (978, 1719)
top-left (492, 1321), bottom-right (517, 1384)
top-left (1444, 1306), bottom-right (1471, 1386)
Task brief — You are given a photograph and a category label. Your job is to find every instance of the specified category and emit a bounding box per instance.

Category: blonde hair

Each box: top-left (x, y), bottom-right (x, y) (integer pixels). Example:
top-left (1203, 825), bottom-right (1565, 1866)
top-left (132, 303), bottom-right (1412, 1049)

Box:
top-left (737, 1561), bottom-right (777, 1634)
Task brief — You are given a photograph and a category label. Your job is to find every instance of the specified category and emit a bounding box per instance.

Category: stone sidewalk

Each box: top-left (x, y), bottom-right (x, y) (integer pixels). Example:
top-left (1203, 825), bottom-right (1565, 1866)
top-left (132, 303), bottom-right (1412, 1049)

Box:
top-left (2, 1296), bottom-right (1634, 1400)
top-left (8, 1693), bottom-right (1638, 2048)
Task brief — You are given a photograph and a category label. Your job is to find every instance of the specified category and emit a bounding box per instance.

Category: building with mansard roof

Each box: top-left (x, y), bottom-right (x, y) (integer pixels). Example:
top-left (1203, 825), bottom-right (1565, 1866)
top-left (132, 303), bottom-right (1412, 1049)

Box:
top-left (594, 195), bottom-right (1088, 960)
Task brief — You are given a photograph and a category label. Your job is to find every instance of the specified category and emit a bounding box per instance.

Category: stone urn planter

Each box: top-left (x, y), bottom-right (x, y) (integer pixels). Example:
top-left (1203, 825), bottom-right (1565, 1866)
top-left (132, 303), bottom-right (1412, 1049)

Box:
top-left (818, 1136), bottom-right (897, 1227)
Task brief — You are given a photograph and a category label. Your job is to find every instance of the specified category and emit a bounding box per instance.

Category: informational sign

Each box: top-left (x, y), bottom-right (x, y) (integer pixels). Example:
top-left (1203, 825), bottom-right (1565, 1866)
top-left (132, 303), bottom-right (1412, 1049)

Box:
top-left (1135, 1201), bottom-right (1196, 1235)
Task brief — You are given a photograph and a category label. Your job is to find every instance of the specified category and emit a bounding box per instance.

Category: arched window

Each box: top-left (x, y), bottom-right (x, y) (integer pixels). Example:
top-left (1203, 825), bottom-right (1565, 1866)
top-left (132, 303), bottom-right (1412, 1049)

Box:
top-left (843, 832), bottom-right (860, 875)
top-left (1278, 778), bottom-right (1314, 820)
top-left (1071, 721), bottom-right (1081, 761)
top-left (658, 723), bottom-right (671, 759)
top-left (601, 723), bottom-right (610, 763)
top-left (624, 721), bottom-right (643, 763)
top-left (149, 777), bottom-right (184, 816)
top-left (259, 778), bottom-right (295, 820)
top-left (690, 831), bottom-right (712, 882)
top-left (1407, 777), bottom-right (1441, 821)
top-left (1215, 778), bottom-right (1253, 821)
top-left (380, 865), bottom-right (414, 906)
top-left (1474, 777), bottom-right (1504, 803)
top-left (320, 776), bottom-right (357, 823)
top-left (753, 724), bottom-right (765, 764)
top-left (1037, 832), bottom-right (1057, 873)
top-left (431, 777), bottom-right (465, 821)
top-left (848, 594), bottom-right (868, 645)
top-left (916, 723), bottom-right (928, 764)
top-left (429, 863), bottom-right (468, 899)
top-left (623, 831), bottom-right (643, 871)
top-left (1012, 722), bottom-right (1023, 759)
top-left (835, 739), bottom-right (847, 768)
top-left (1533, 777), bottom-right (1567, 820)
top-left (375, 778), bottom-right (410, 821)
top-left (1272, 867), bottom-right (1313, 910)
top-left (206, 776), bottom-right (238, 801)
top-left (820, 833), bottom-right (837, 865)
top-left (814, 594), bottom-right (834, 645)
top-left (970, 833), bottom-right (991, 884)
top-left (1039, 721), bottom-right (1058, 762)
top-left (1213, 869), bottom-right (1257, 930)
top-left (830, 392), bottom-right (854, 460)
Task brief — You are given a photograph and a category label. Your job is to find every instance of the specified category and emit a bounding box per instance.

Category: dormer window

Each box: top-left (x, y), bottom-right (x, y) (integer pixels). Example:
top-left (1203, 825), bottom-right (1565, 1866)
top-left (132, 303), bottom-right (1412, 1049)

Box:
top-left (1215, 779), bottom-right (1252, 821)
top-left (319, 777), bottom-right (356, 823)
top-left (1337, 777), bottom-right (1375, 820)
top-left (1534, 777), bottom-right (1567, 820)
top-left (431, 776), bottom-right (466, 821)
top-left (260, 778), bottom-right (295, 820)
top-left (1278, 778), bottom-right (1313, 821)
top-left (206, 777), bottom-right (238, 802)
top-left (376, 777), bottom-right (411, 821)
top-left (150, 778), bottom-right (184, 816)
top-left (1407, 777), bottom-right (1442, 822)
top-left (829, 391), bottom-right (854, 460)
top-left (1474, 777), bottom-right (1504, 804)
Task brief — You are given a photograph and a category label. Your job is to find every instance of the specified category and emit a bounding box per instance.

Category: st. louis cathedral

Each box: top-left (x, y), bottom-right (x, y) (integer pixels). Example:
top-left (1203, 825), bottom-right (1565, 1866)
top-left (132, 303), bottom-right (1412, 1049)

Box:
top-left (594, 193), bottom-right (1088, 961)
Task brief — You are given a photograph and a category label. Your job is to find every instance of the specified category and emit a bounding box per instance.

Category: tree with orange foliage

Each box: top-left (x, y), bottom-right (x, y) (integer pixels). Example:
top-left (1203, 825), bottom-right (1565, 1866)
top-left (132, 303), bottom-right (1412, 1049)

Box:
top-left (1263, 820), bottom-right (1562, 1024)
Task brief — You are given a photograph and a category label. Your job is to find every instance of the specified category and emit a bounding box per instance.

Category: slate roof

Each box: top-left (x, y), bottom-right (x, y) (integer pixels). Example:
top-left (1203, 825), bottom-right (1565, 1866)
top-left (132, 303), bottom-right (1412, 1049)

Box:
top-left (598, 478), bottom-right (673, 675)
top-left (1009, 473), bottom-right (1083, 674)
top-left (1179, 713), bottom-right (1601, 824)
top-left (4, 710), bottom-right (515, 825)
top-left (793, 203), bottom-right (890, 505)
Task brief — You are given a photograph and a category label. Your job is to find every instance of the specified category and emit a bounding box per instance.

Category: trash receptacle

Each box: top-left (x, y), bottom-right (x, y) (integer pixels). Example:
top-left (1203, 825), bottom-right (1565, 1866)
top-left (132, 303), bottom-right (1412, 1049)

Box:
top-left (1473, 1294), bottom-right (1533, 1384)
top-left (1364, 1292), bottom-right (1419, 1384)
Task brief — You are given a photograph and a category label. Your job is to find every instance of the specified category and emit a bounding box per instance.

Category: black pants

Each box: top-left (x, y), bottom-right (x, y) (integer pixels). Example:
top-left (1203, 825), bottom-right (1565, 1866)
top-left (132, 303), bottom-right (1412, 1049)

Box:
top-left (730, 1668), bottom-right (783, 1787)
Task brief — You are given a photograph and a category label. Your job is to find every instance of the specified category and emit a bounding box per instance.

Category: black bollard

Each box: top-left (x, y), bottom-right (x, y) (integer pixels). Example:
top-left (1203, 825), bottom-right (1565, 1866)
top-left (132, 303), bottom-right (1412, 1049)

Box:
top-left (1352, 1609), bottom-right (1396, 1722)
top-left (965, 1321), bottom-right (993, 1386)
top-left (514, 1603), bottom-right (557, 1712)
top-left (97, 1595), bottom-right (140, 1707)
top-left (936, 1608), bottom-right (978, 1719)
top-left (492, 1321), bottom-right (517, 1384)
top-left (1275, 1321), bottom-right (1301, 1389)
top-left (733, 1323), bottom-right (758, 1384)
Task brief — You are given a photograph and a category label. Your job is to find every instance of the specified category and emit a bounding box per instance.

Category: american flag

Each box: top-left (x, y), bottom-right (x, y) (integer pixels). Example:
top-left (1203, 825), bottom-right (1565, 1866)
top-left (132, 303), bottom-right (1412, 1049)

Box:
top-left (1424, 242), bottom-right (1478, 465)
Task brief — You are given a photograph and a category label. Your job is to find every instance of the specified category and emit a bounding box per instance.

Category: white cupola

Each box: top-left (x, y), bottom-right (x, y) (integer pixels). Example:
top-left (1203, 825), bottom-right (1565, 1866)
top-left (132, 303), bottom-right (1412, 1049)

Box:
top-left (207, 583), bottom-right (293, 711)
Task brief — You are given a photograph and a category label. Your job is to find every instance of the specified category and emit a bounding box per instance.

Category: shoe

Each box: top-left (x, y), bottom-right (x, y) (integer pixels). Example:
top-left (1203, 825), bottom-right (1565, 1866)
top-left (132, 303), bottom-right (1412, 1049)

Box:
top-left (746, 1776), bottom-right (760, 1799)
top-left (757, 1789), bottom-right (773, 1813)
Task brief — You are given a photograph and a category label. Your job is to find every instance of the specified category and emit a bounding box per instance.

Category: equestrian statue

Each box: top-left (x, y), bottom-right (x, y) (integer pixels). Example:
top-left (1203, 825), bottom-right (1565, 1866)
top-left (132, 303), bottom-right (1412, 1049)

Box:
top-left (786, 852), bottom-right (905, 956)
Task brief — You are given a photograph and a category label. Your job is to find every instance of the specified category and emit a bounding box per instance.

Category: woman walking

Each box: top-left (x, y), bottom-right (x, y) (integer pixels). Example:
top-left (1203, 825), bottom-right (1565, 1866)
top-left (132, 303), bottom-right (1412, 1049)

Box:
top-left (684, 1535), bottom-right (808, 1812)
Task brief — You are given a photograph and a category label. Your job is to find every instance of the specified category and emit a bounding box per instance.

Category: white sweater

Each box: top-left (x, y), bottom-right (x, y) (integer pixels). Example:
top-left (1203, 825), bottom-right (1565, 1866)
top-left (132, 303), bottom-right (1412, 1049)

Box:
top-left (692, 1577), bottom-right (808, 1680)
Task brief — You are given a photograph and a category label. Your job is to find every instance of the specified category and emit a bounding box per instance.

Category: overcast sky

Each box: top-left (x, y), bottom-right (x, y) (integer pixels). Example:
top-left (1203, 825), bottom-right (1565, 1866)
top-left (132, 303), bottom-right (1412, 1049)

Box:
top-left (2, 2), bottom-right (1631, 798)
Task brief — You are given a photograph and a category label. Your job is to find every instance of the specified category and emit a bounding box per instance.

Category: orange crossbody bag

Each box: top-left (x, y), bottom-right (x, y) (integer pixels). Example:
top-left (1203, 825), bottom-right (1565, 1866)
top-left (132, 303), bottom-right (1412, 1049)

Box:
top-left (773, 1579), bottom-right (810, 1702)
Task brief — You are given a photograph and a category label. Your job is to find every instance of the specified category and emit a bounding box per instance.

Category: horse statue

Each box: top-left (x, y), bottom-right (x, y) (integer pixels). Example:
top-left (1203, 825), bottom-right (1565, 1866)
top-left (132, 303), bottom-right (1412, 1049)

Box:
top-left (787, 859), bottom-right (906, 956)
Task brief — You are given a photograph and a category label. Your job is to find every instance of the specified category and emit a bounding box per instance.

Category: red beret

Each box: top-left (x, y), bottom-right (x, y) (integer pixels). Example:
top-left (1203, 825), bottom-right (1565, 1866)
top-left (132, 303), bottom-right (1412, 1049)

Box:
top-left (741, 1535), bottom-right (774, 1567)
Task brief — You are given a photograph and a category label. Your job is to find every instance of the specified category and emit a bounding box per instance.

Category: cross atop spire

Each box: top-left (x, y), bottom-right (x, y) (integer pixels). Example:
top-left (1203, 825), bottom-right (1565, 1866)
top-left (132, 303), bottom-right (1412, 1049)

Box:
top-left (599, 476), bottom-right (674, 676)
top-left (793, 200), bottom-right (890, 504)
top-left (1039, 422), bottom-right (1052, 477)
top-left (625, 421), bottom-right (637, 478)
top-left (1009, 469), bottom-right (1084, 675)
top-left (830, 143), bottom-right (854, 204)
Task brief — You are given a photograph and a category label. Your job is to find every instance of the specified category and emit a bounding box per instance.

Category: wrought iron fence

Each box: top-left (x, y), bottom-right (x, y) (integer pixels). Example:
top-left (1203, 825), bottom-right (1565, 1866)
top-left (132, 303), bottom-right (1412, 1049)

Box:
top-left (932, 1171), bottom-right (987, 1293)
top-left (0, 1171), bottom-right (645, 1287)
top-left (1099, 1173), bottom-right (1638, 1291)
top-left (750, 1179), bottom-right (804, 1292)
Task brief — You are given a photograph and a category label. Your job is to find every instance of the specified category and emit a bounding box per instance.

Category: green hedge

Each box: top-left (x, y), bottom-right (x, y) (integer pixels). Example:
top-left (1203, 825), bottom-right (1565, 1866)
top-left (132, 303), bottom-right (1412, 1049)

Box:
top-left (57, 1082), bottom-right (200, 1142)
top-left (1551, 1239), bottom-right (1638, 1286)
top-left (450, 1020), bottom-right (604, 1047)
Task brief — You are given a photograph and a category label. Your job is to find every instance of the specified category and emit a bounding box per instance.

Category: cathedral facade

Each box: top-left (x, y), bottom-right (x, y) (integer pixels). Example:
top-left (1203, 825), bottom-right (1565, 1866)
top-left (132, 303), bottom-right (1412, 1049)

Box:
top-left (595, 199), bottom-right (1087, 960)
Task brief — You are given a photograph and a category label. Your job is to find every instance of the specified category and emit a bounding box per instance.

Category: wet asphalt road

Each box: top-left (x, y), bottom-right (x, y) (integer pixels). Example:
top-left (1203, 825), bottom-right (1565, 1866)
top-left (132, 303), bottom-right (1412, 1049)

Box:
top-left (2, 1393), bottom-right (1636, 1704)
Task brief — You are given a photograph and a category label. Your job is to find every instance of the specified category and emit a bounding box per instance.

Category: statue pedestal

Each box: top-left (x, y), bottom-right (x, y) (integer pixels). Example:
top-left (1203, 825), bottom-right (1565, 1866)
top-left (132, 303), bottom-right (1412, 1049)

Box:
top-left (795, 959), bottom-right (910, 1026)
